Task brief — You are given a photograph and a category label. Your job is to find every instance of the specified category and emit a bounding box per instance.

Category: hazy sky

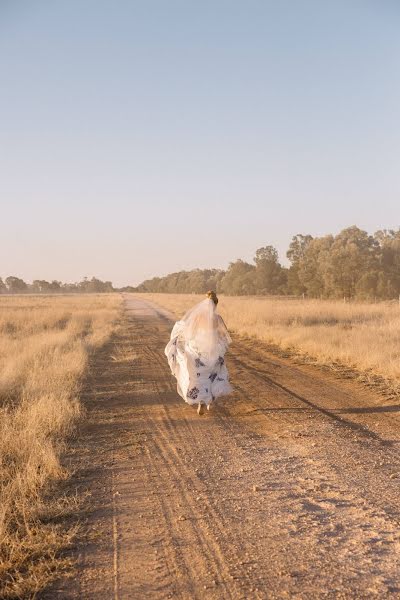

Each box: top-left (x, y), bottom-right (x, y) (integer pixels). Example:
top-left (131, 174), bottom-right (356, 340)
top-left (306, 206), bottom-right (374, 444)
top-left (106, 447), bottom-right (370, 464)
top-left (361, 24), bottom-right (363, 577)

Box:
top-left (1, 1), bottom-right (399, 286)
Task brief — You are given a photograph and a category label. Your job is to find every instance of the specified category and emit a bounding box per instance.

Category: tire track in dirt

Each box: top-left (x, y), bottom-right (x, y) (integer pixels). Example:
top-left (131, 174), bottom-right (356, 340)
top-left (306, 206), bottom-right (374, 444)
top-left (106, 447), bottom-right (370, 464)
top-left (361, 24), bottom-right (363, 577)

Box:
top-left (227, 344), bottom-right (400, 529)
top-left (43, 296), bottom-right (400, 599)
top-left (130, 334), bottom-right (258, 598)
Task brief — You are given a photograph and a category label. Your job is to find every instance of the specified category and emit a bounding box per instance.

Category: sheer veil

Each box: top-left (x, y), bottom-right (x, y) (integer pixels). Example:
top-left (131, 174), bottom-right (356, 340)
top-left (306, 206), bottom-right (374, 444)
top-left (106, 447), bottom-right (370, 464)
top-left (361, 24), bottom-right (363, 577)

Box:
top-left (181, 298), bottom-right (231, 364)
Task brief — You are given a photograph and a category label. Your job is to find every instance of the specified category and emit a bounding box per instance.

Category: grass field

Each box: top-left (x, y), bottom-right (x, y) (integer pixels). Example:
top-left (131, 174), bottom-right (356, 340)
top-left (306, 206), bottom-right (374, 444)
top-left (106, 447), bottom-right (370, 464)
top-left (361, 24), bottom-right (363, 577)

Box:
top-left (0, 294), bottom-right (121, 598)
top-left (139, 293), bottom-right (400, 394)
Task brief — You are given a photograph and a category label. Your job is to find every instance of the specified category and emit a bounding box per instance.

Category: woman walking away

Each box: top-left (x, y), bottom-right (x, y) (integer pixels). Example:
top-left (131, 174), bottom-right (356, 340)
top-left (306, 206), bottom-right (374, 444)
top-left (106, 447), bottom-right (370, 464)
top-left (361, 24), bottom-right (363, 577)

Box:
top-left (165, 291), bottom-right (233, 415)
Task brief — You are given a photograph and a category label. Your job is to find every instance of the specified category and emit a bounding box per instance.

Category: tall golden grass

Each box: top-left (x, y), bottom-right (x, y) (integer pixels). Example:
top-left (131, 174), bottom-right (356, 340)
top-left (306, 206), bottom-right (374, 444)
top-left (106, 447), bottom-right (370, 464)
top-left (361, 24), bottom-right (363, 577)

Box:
top-left (0, 294), bottom-right (120, 598)
top-left (139, 293), bottom-right (400, 391)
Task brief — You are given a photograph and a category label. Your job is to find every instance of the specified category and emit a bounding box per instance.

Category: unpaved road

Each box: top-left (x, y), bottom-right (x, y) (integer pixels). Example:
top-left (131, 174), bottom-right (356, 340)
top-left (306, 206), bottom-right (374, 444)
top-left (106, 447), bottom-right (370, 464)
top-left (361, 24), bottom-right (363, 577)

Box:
top-left (45, 296), bottom-right (400, 599)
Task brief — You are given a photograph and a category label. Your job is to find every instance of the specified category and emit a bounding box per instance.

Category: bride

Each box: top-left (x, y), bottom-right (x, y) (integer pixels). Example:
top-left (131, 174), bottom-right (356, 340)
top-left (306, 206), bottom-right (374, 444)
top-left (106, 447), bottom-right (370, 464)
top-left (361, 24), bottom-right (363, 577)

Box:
top-left (165, 291), bottom-right (233, 415)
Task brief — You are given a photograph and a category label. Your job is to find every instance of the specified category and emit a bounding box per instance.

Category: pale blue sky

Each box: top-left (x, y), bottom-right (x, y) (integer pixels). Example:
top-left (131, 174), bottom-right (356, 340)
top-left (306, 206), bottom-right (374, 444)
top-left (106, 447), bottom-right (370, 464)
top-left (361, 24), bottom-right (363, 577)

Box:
top-left (1, 1), bottom-right (399, 286)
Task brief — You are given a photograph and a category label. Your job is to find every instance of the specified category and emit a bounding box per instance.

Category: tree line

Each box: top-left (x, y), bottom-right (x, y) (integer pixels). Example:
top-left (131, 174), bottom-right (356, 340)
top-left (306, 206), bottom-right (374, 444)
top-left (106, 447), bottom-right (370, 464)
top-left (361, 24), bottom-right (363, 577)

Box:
top-left (134, 226), bottom-right (400, 300)
top-left (0, 276), bottom-right (115, 294)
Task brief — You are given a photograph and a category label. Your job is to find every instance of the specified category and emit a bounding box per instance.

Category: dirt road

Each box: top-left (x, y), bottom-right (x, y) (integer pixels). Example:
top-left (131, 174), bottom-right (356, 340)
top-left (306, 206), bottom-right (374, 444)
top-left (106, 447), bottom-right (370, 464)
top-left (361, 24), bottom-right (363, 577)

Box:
top-left (45, 296), bottom-right (400, 599)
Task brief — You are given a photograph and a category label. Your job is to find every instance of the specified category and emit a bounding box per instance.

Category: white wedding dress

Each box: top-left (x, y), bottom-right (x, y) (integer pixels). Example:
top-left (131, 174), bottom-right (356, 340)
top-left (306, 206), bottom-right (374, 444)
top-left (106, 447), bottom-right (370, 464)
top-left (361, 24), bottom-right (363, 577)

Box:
top-left (165, 298), bottom-right (233, 407)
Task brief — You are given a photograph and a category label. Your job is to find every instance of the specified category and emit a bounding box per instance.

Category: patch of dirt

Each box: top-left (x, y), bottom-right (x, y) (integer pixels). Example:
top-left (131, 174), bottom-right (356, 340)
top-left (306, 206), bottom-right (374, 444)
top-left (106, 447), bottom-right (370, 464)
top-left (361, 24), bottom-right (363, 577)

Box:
top-left (42, 297), bottom-right (400, 599)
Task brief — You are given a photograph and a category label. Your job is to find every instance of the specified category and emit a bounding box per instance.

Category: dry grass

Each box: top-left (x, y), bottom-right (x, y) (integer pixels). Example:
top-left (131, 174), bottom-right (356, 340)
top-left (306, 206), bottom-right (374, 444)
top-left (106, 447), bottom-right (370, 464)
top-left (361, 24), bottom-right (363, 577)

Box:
top-left (0, 294), bottom-right (121, 599)
top-left (139, 293), bottom-right (400, 393)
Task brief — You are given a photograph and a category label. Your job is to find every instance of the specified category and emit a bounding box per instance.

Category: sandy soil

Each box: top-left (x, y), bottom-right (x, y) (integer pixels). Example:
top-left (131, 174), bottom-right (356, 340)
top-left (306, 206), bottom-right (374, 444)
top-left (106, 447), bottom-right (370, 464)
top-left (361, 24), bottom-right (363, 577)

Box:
top-left (43, 295), bottom-right (400, 599)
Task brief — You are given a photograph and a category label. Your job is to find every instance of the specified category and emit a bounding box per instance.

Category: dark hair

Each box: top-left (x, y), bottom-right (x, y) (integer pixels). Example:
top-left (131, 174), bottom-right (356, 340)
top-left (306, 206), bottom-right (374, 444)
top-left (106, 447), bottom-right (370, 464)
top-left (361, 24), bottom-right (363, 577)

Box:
top-left (206, 290), bottom-right (218, 305)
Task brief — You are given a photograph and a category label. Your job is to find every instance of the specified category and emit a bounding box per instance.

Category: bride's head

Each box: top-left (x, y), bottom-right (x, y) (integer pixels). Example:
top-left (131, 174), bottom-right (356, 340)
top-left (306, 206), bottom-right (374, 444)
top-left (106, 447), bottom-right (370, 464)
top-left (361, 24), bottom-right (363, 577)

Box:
top-left (182, 291), bottom-right (230, 362)
top-left (206, 290), bottom-right (218, 305)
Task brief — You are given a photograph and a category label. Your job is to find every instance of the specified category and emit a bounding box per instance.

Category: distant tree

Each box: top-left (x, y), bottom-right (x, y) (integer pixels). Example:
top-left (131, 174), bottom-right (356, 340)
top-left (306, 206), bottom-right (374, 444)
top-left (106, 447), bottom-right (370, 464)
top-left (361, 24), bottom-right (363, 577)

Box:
top-left (354, 270), bottom-right (395, 300)
top-left (254, 245), bottom-right (279, 264)
top-left (253, 245), bottom-right (286, 294)
top-left (297, 235), bottom-right (334, 297)
top-left (375, 229), bottom-right (400, 297)
top-left (137, 276), bottom-right (162, 293)
top-left (78, 277), bottom-right (90, 293)
top-left (184, 270), bottom-right (207, 294)
top-left (32, 279), bottom-right (51, 293)
top-left (135, 268), bottom-right (224, 294)
top-left (323, 227), bottom-right (378, 298)
top-left (286, 234), bottom-right (313, 295)
top-left (48, 280), bottom-right (62, 292)
top-left (287, 234), bottom-right (314, 264)
top-left (74, 276), bottom-right (112, 293)
top-left (0, 276), bottom-right (115, 294)
top-left (84, 277), bottom-right (114, 293)
top-left (5, 276), bottom-right (28, 294)
top-left (207, 270), bottom-right (224, 293)
top-left (219, 260), bottom-right (256, 295)
top-left (60, 282), bottom-right (78, 293)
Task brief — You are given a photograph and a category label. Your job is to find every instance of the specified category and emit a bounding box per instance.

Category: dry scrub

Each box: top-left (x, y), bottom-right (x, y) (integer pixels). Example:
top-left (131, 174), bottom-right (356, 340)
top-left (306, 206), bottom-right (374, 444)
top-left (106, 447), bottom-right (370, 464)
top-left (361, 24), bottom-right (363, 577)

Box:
top-left (139, 293), bottom-right (400, 394)
top-left (0, 294), bottom-right (120, 598)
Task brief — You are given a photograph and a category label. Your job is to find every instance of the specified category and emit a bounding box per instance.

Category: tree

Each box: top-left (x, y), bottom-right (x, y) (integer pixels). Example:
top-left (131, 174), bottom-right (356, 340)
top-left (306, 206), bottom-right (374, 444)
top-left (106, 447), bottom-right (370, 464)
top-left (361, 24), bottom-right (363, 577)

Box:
top-left (5, 276), bottom-right (28, 294)
top-left (49, 280), bottom-right (62, 293)
top-left (84, 277), bottom-right (114, 293)
top-left (375, 229), bottom-right (400, 297)
top-left (219, 260), bottom-right (256, 295)
top-left (297, 235), bottom-right (334, 297)
top-left (253, 246), bottom-right (286, 294)
top-left (135, 268), bottom-right (225, 294)
top-left (32, 279), bottom-right (51, 293)
top-left (287, 234), bottom-right (314, 264)
top-left (0, 278), bottom-right (7, 294)
top-left (185, 270), bottom-right (209, 294)
top-left (323, 227), bottom-right (378, 298)
top-left (286, 234), bottom-right (313, 295)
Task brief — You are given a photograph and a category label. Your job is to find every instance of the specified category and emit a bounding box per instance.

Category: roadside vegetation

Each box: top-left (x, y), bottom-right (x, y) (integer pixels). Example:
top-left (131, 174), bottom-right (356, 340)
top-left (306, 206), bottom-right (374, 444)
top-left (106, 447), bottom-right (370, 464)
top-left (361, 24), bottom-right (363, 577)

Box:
top-left (0, 294), bottom-right (120, 598)
top-left (0, 276), bottom-right (115, 294)
top-left (134, 226), bottom-right (400, 301)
